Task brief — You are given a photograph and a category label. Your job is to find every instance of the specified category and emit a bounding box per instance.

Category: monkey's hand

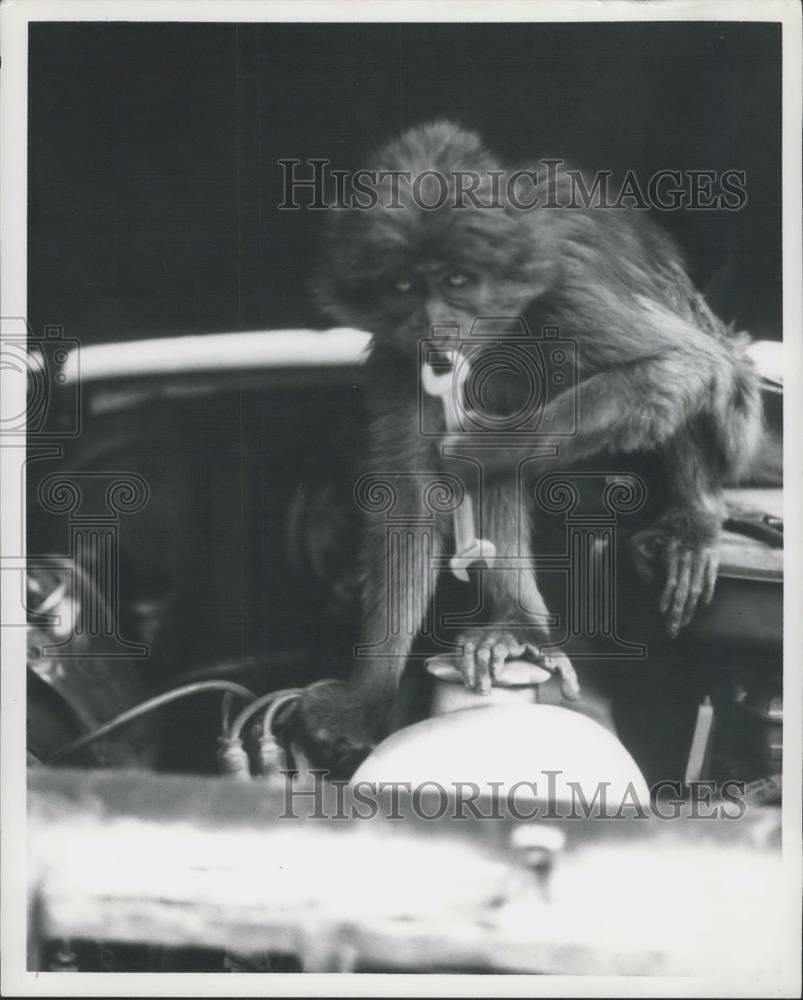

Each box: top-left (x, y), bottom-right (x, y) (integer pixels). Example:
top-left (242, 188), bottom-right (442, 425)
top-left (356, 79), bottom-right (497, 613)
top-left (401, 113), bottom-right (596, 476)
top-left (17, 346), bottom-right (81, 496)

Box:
top-left (630, 528), bottom-right (720, 638)
top-left (455, 629), bottom-right (580, 700)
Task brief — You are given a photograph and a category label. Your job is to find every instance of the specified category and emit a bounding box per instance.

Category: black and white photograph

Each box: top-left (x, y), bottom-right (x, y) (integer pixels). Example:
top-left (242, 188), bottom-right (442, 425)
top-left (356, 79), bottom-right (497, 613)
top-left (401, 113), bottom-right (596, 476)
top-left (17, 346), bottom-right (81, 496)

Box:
top-left (1, 0), bottom-right (801, 994)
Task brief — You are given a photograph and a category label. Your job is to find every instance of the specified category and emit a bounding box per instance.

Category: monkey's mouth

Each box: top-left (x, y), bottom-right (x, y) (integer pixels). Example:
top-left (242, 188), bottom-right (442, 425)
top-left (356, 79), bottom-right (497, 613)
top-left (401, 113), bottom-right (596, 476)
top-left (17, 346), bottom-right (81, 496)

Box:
top-left (427, 349), bottom-right (455, 371)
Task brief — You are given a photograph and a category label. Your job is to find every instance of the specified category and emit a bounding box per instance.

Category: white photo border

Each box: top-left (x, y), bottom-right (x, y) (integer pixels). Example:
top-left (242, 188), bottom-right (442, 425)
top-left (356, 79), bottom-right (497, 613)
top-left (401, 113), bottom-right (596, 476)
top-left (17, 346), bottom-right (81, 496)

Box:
top-left (2, 2), bottom-right (801, 997)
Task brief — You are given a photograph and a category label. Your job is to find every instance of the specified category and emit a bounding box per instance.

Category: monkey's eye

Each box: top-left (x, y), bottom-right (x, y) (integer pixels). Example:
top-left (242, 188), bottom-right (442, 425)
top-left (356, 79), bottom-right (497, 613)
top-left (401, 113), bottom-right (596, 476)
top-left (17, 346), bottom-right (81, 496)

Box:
top-left (393, 277), bottom-right (416, 294)
top-left (443, 271), bottom-right (473, 290)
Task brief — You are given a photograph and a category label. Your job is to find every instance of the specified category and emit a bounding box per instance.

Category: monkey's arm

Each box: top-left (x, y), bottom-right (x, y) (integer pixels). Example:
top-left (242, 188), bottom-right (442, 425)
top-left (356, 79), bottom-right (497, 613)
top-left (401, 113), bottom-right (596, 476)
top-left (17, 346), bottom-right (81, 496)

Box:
top-left (533, 342), bottom-right (758, 633)
top-left (534, 357), bottom-right (709, 464)
top-left (464, 292), bottom-right (759, 476)
top-left (448, 301), bottom-right (761, 633)
top-left (446, 349), bottom-right (723, 476)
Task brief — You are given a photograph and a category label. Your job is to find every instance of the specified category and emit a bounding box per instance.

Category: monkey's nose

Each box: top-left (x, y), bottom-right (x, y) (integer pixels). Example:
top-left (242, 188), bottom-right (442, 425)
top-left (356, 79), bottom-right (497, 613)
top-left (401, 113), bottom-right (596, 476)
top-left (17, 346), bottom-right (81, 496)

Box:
top-left (426, 307), bottom-right (462, 335)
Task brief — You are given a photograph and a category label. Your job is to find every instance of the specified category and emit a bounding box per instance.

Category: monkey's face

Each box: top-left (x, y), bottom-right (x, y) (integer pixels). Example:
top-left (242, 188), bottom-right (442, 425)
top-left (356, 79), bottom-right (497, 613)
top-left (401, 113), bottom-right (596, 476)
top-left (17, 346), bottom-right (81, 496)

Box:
top-left (315, 209), bottom-right (548, 359)
top-left (353, 259), bottom-right (521, 351)
top-left (313, 123), bottom-right (556, 359)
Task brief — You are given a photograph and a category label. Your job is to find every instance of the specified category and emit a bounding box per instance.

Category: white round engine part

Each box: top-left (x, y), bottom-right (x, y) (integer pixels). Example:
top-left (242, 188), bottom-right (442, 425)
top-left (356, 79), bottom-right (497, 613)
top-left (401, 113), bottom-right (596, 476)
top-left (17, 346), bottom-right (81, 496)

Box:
top-left (426, 655), bottom-right (552, 715)
top-left (352, 704), bottom-right (650, 809)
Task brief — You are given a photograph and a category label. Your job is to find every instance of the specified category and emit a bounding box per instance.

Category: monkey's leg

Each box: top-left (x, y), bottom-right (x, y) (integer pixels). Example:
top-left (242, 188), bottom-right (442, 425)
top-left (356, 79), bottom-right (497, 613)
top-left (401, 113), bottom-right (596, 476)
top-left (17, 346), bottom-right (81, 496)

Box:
top-left (297, 480), bottom-right (445, 771)
top-left (354, 502), bottom-right (446, 737)
top-left (631, 425), bottom-right (726, 637)
top-left (454, 479), bottom-right (580, 700)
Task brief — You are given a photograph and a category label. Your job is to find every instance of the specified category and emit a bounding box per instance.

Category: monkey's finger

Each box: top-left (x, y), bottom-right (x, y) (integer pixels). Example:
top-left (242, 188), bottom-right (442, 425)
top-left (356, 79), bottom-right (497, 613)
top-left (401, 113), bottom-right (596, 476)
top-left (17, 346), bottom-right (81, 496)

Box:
top-left (490, 642), bottom-right (510, 682)
top-left (502, 634), bottom-right (527, 659)
top-left (680, 556), bottom-right (707, 628)
top-left (659, 539), bottom-right (681, 615)
top-left (703, 553), bottom-right (719, 606)
top-left (475, 645), bottom-right (492, 694)
top-left (461, 642), bottom-right (477, 692)
top-left (667, 549), bottom-right (693, 637)
top-left (522, 642), bottom-right (546, 665)
top-left (547, 651), bottom-right (580, 701)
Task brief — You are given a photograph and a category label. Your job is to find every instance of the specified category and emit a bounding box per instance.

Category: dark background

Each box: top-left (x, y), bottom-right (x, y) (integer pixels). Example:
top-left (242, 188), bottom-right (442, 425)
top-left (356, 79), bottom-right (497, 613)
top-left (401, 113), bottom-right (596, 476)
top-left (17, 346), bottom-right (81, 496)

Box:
top-left (29, 21), bottom-right (782, 345)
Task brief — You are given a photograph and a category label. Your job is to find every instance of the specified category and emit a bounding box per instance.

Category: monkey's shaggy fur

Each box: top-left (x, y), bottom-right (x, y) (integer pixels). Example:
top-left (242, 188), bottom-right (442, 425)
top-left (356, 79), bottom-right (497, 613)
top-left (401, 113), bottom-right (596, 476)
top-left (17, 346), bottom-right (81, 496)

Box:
top-left (299, 122), bottom-right (762, 767)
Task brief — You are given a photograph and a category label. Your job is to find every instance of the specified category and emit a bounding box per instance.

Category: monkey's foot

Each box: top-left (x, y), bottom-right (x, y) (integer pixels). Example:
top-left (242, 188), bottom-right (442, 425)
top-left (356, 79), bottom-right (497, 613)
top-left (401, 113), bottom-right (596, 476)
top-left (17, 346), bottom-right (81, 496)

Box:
top-left (290, 681), bottom-right (374, 780)
top-left (455, 630), bottom-right (580, 700)
top-left (631, 530), bottom-right (719, 638)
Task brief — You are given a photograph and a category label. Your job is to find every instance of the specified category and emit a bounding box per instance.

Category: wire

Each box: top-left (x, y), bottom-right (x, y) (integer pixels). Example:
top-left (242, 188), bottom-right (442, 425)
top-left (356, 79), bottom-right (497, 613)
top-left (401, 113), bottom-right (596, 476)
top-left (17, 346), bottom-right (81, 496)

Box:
top-left (173, 656), bottom-right (261, 686)
top-left (45, 681), bottom-right (256, 764)
top-left (228, 688), bottom-right (301, 741)
top-left (221, 691), bottom-right (236, 735)
top-left (168, 656), bottom-right (308, 736)
top-left (171, 649), bottom-right (307, 687)
top-left (262, 692), bottom-right (302, 740)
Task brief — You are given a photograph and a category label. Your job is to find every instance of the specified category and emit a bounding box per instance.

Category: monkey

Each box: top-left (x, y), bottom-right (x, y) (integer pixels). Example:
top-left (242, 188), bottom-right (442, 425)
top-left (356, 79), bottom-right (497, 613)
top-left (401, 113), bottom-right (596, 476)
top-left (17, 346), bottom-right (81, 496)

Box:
top-left (296, 121), bottom-right (763, 773)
